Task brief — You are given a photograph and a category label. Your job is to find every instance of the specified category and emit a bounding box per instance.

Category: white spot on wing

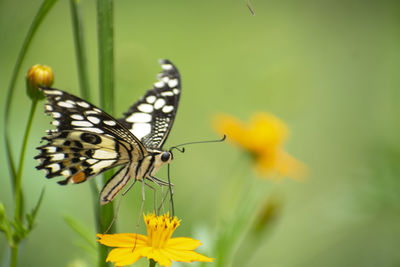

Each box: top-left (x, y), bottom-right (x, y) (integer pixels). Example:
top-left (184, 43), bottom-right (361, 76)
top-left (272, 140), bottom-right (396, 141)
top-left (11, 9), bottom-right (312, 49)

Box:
top-left (91, 160), bottom-right (116, 172)
top-left (87, 116), bottom-right (100, 124)
top-left (154, 99), bottom-right (165, 110)
top-left (43, 90), bottom-right (63, 95)
top-left (58, 101), bottom-right (74, 108)
top-left (162, 76), bottom-right (169, 83)
top-left (173, 88), bottom-right (180, 95)
top-left (138, 104), bottom-right (153, 113)
top-left (48, 163), bottom-right (60, 172)
top-left (52, 120), bottom-right (60, 126)
top-left (87, 159), bottom-right (98, 165)
top-left (104, 120), bottom-right (117, 126)
top-left (146, 95), bottom-right (156, 103)
top-left (126, 113), bottom-right (152, 123)
top-left (78, 101), bottom-right (90, 108)
top-left (162, 64), bottom-right (173, 70)
top-left (161, 91), bottom-right (174, 97)
top-left (66, 100), bottom-right (76, 106)
top-left (45, 105), bottom-right (53, 111)
top-left (78, 127), bottom-right (104, 134)
top-left (93, 150), bottom-right (117, 159)
top-left (51, 153), bottom-right (65, 161)
top-left (131, 123), bottom-right (151, 139)
top-left (168, 79), bottom-right (178, 88)
top-left (46, 146), bottom-right (57, 153)
top-left (61, 169), bottom-right (71, 177)
top-left (52, 112), bottom-right (61, 118)
top-left (162, 105), bottom-right (174, 113)
top-left (71, 121), bottom-right (93, 127)
top-left (71, 114), bottom-right (84, 120)
top-left (154, 81), bottom-right (164, 88)
top-left (85, 110), bottom-right (99, 115)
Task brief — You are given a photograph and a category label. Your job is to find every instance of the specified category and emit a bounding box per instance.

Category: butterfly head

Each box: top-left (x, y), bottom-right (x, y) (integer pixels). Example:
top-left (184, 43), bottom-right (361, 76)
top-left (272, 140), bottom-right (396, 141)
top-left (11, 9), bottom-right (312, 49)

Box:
top-left (161, 151), bottom-right (173, 162)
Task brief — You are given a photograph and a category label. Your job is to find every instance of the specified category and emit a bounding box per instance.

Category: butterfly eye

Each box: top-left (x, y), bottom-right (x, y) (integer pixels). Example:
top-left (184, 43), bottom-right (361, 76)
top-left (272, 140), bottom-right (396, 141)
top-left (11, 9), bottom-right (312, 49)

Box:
top-left (161, 152), bottom-right (171, 162)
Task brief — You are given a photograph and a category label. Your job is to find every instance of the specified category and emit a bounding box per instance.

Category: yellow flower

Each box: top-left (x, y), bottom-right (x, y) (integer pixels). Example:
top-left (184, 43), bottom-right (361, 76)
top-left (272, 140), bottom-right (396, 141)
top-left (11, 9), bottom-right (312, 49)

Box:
top-left (97, 213), bottom-right (214, 266)
top-left (214, 112), bottom-right (307, 180)
top-left (26, 64), bottom-right (54, 100)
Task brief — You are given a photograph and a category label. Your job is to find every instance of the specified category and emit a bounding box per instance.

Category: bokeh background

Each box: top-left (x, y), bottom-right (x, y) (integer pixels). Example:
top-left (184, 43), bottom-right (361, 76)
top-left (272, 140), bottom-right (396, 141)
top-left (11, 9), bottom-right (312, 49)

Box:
top-left (1, 0), bottom-right (400, 266)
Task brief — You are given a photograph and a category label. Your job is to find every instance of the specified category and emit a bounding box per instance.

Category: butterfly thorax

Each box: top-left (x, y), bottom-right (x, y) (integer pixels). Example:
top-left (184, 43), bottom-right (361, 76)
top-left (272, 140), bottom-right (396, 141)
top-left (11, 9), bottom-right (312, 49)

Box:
top-left (134, 149), bottom-right (173, 181)
top-left (99, 149), bottom-right (172, 205)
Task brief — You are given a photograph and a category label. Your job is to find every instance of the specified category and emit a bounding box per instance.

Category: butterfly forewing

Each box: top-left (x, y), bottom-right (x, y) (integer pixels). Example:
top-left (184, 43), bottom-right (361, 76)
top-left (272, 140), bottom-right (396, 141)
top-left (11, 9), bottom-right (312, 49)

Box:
top-left (36, 88), bottom-right (146, 185)
top-left (118, 59), bottom-right (181, 149)
top-left (35, 59), bottom-right (181, 204)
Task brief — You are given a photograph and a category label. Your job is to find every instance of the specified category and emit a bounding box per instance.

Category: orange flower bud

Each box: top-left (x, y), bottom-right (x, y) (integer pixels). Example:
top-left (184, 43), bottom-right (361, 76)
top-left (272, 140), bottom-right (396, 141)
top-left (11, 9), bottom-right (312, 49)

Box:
top-left (26, 64), bottom-right (54, 100)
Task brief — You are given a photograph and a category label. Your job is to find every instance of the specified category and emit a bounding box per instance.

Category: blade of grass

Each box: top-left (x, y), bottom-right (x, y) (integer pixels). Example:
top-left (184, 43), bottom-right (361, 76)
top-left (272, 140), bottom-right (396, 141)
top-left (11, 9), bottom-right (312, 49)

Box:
top-left (64, 215), bottom-right (97, 250)
top-left (4, 0), bottom-right (58, 187)
top-left (96, 1), bottom-right (115, 266)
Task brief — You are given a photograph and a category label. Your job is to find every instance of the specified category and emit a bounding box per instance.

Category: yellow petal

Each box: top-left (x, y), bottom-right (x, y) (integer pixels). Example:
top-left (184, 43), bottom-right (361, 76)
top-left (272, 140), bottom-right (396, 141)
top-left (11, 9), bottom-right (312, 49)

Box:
top-left (106, 247), bottom-right (143, 266)
top-left (213, 114), bottom-right (247, 146)
top-left (256, 150), bottom-right (307, 181)
top-left (166, 237), bottom-right (202, 250)
top-left (163, 248), bottom-right (214, 263)
top-left (97, 233), bottom-right (147, 247)
top-left (141, 247), bottom-right (172, 267)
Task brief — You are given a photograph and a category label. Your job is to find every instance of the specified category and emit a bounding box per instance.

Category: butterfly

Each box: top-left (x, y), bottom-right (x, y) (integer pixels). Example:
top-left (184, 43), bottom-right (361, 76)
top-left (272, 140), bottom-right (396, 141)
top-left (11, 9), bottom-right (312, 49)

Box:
top-left (35, 59), bottom-right (181, 205)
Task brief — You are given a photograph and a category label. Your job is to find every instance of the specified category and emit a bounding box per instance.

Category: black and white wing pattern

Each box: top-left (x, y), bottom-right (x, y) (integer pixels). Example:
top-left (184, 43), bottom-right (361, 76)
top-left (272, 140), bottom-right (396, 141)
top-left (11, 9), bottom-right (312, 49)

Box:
top-left (118, 59), bottom-right (181, 150)
top-left (35, 87), bottom-right (147, 185)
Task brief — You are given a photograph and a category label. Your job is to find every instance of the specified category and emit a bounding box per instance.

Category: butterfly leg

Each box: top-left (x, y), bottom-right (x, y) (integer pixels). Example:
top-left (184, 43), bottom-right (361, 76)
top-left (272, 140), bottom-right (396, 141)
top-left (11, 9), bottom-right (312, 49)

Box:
top-left (147, 175), bottom-right (174, 187)
top-left (136, 179), bottom-right (146, 228)
top-left (148, 174), bottom-right (175, 216)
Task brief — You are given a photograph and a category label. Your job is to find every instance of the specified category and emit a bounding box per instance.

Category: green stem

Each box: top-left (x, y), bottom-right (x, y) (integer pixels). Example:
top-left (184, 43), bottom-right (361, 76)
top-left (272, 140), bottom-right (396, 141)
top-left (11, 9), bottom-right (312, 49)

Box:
top-left (149, 259), bottom-right (157, 267)
top-left (96, 0), bottom-right (115, 266)
top-left (15, 99), bottom-right (38, 222)
top-left (4, 0), bottom-right (58, 188)
top-left (69, 0), bottom-right (91, 100)
top-left (10, 247), bottom-right (18, 267)
top-left (97, 0), bottom-right (114, 114)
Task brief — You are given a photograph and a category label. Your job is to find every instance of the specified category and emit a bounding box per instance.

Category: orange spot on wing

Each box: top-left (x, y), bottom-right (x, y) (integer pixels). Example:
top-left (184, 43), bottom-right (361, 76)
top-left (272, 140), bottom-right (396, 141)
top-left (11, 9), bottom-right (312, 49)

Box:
top-left (72, 172), bottom-right (86, 183)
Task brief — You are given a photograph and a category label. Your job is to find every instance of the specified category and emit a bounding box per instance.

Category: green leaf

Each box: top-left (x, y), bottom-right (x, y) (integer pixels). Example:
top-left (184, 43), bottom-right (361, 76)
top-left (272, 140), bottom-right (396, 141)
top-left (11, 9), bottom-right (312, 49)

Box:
top-left (0, 203), bottom-right (14, 247)
top-left (64, 215), bottom-right (97, 250)
top-left (26, 188), bottom-right (46, 231)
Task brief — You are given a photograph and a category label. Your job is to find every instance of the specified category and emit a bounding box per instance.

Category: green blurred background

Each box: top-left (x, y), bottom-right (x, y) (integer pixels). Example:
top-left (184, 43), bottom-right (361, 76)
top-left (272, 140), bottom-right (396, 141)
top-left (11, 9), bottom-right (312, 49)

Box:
top-left (1, 0), bottom-right (400, 266)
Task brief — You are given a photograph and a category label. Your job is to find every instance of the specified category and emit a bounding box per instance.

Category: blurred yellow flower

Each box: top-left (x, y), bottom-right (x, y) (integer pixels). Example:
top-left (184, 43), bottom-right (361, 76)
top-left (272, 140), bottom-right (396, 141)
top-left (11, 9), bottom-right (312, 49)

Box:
top-left (214, 112), bottom-right (306, 180)
top-left (26, 64), bottom-right (54, 100)
top-left (97, 213), bottom-right (214, 267)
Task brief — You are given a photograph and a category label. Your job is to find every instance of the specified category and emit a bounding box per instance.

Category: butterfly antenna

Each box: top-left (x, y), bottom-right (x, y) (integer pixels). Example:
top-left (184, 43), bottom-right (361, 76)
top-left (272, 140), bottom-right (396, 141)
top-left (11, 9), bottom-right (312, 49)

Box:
top-left (169, 134), bottom-right (226, 152)
top-left (167, 164), bottom-right (175, 217)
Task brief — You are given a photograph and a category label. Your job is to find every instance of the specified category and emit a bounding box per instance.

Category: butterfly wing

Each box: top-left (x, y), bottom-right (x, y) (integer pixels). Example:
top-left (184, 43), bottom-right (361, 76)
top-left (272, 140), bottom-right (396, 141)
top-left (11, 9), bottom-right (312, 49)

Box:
top-left (118, 59), bottom-right (181, 149)
top-left (35, 87), bottom-right (147, 185)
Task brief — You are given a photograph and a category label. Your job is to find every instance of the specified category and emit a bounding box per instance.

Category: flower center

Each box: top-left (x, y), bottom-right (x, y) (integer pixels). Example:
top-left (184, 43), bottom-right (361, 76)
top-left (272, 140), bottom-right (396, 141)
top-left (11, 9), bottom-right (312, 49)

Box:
top-left (144, 213), bottom-right (180, 249)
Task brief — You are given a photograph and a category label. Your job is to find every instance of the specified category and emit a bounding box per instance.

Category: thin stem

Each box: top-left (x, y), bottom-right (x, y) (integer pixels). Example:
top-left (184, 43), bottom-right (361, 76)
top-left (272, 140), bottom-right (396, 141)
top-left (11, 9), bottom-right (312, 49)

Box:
top-left (96, 0), bottom-right (115, 266)
top-left (10, 247), bottom-right (18, 267)
top-left (97, 0), bottom-right (114, 114)
top-left (149, 259), bottom-right (157, 267)
top-left (69, 0), bottom-right (91, 100)
top-left (4, 0), bottom-right (58, 187)
top-left (15, 99), bottom-right (38, 222)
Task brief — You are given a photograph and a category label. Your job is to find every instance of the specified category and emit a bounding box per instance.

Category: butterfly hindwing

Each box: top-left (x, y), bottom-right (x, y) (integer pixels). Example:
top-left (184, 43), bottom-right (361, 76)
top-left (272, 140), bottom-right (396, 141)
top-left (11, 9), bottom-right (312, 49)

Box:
top-left (36, 88), bottom-right (147, 185)
top-left (118, 59), bottom-right (181, 149)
